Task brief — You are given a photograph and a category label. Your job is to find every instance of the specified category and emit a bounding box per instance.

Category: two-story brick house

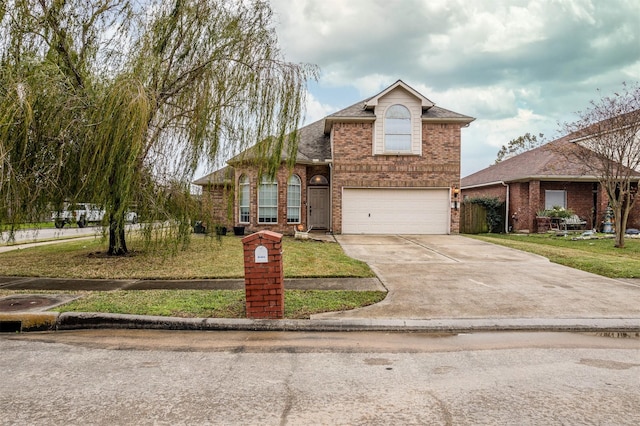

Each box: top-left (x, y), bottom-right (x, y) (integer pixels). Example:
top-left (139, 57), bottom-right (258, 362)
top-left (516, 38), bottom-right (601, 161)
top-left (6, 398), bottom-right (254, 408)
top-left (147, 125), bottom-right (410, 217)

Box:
top-left (194, 80), bottom-right (475, 234)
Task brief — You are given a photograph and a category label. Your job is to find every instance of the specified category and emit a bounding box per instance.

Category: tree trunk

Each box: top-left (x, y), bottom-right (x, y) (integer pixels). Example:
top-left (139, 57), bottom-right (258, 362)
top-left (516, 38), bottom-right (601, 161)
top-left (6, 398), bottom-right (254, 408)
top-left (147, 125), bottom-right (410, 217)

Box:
top-left (613, 207), bottom-right (625, 248)
top-left (108, 215), bottom-right (128, 256)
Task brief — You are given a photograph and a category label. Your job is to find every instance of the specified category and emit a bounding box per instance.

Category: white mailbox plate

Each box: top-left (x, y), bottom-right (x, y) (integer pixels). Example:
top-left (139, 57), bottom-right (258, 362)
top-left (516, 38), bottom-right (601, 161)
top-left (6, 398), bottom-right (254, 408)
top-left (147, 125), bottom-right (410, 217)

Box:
top-left (255, 245), bottom-right (268, 263)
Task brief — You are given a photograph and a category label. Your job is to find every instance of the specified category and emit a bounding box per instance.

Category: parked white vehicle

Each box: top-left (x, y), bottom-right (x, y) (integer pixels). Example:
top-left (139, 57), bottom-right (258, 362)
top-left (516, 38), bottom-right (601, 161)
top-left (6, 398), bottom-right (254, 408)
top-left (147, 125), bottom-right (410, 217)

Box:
top-left (52, 203), bottom-right (137, 228)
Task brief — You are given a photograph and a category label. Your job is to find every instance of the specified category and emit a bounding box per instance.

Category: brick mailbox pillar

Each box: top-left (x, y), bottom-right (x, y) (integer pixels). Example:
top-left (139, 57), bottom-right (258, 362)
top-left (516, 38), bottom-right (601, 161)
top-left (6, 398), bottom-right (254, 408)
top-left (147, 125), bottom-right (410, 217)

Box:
top-left (241, 231), bottom-right (284, 319)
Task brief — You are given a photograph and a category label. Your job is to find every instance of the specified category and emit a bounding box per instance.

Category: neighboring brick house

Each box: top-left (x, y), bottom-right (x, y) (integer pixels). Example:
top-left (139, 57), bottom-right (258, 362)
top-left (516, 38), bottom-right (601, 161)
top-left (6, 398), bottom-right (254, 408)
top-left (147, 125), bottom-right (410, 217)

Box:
top-left (461, 136), bottom-right (640, 233)
top-left (194, 80), bottom-right (475, 235)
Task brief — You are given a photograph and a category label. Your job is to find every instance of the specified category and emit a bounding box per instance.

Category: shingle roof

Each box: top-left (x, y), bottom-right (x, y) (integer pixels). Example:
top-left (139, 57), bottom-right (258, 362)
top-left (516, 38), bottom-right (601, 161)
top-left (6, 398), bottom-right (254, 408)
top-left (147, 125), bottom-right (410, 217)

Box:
top-left (194, 80), bottom-right (474, 183)
top-left (296, 118), bottom-right (331, 161)
top-left (193, 165), bottom-right (234, 186)
top-left (225, 117), bottom-right (330, 165)
top-left (461, 136), bottom-right (638, 187)
top-left (326, 100), bottom-right (373, 119)
top-left (325, 97), bottom-right (474, 122)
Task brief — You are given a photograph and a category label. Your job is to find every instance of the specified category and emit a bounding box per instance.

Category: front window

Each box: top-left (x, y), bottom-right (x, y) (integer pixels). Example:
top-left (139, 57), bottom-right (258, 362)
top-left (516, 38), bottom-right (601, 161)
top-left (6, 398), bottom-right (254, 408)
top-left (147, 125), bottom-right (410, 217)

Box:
top-left (545, 190), bottom-right (567, 210)
top-left (287, 175), bottom-right (301, 224)
top-left (384, 104), bottom-right (411, 152)
top-left (258, 174), bottom-right (278, 223)
top-left (239, 175), bottom-right (250, 224)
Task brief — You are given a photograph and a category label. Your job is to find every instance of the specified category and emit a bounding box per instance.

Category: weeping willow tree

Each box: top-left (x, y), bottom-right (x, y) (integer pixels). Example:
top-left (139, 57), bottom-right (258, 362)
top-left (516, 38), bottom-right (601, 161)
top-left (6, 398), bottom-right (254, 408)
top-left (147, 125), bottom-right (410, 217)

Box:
top-left (0, 0), bottom-right (316, 254)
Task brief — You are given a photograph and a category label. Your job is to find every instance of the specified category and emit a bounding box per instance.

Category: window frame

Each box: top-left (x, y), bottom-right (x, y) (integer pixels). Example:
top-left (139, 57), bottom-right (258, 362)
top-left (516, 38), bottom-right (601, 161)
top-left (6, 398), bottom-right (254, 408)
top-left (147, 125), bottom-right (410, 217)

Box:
top-left (238, 175), bottom-right (250, 224)
top-left (383, 104), bottom-right (412, 153)
top-left (286, 175), bottom-right (302, 224)
top-left (544, 190), bottom-right (567, 210)
top-left (258, 174), bottom-right (278, 224)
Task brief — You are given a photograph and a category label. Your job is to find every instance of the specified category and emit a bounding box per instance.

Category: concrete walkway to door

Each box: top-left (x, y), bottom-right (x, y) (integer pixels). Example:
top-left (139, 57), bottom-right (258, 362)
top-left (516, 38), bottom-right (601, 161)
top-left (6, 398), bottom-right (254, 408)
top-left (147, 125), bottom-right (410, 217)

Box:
top-left (314, 235), bottom-right (640, 323)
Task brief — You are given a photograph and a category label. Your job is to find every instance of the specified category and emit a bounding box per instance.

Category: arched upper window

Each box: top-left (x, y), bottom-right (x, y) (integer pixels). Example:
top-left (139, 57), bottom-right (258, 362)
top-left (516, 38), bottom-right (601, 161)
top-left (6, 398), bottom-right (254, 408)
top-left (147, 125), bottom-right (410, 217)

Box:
top-left (258, 174), bottom-right (278, 224)
top-left (238, 175), bottom-right (250, 224)
top-left (384, 104), bottom-right (412, 152)
top-left (287, 175), bottom-right (301, 224)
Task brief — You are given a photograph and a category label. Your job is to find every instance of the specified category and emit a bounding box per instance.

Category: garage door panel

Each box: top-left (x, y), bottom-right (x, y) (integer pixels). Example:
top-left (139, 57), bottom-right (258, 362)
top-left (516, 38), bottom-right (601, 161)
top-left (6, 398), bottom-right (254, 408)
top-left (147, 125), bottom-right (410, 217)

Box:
top-left (342, 189), bottom-right (449, 234)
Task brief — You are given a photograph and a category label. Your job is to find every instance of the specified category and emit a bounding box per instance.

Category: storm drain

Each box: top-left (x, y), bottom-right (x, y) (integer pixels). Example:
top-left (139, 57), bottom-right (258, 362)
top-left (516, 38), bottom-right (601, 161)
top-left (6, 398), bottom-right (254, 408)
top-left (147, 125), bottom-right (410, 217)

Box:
top-left (0, 295), bottom-right (57, 312)
top-left (0, 321), bottom-right (22, 333)
top-left (0, 294), bottom-right (78, 313)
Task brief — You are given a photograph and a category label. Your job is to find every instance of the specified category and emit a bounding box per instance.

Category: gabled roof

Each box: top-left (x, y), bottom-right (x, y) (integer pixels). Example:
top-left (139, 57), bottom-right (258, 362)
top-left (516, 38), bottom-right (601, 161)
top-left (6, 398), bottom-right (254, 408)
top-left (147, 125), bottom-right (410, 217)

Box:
top-left (364, 80), bottom-right (435, 109)
top-left (323, 81), bottom-right (474, 133)
top-left (461, 136), bottom-right (640, 188)
top-left (194, 79), bottom-right (474, 185)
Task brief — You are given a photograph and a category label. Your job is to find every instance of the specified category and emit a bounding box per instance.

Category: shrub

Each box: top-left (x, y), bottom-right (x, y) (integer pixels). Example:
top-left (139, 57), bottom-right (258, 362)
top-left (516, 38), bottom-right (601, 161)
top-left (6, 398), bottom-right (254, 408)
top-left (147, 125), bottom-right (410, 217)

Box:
top-left (465, 197), bottom-right (505, 233)
top-left (536, 206), bottom-right (574, 219)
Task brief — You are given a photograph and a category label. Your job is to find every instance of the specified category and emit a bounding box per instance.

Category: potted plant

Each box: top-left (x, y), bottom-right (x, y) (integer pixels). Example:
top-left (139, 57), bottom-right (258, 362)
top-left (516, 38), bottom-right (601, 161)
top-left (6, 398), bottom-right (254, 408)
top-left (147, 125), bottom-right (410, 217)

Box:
top-left (233, 225), bottom-right (245, 236)
top-left (536, 206), bottom-right (574, 233)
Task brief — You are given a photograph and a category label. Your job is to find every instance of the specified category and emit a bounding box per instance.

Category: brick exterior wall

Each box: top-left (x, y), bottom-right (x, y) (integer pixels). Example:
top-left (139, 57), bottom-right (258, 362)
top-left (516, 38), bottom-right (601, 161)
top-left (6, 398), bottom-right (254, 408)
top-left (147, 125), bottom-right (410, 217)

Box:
top-left (227, 163), bottom-right (331, 235)
top-left (331, 121), bottom-right (463, 233)
top-left (463, 180), bottom-right (640, 233)
top-left (200, 184), bottom-right (233, 229)
top-left (462, 185), bottom-right (507, 202)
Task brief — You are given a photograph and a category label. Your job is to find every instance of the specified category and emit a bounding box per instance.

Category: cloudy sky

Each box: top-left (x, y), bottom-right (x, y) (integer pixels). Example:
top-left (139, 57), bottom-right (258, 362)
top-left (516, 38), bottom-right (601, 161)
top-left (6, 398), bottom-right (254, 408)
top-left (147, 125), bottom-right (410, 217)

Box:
top-left (268, 0), bottom-right (640, 176)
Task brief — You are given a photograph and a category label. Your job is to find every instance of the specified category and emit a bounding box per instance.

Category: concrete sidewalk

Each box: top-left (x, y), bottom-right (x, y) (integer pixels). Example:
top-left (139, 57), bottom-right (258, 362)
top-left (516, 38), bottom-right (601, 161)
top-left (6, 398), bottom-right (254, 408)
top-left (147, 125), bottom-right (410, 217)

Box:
top-left (1, 234), bottom-right (640, 333)
top-left (0, 276), bottom-right (384, 292)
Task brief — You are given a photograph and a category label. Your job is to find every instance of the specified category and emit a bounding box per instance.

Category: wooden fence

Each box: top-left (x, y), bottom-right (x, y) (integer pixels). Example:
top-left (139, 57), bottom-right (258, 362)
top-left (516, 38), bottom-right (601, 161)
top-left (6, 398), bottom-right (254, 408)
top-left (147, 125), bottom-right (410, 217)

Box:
top-left (459, 201), bottom-right (507, 234)
top-left (460, 202), bottom-right (488, 234)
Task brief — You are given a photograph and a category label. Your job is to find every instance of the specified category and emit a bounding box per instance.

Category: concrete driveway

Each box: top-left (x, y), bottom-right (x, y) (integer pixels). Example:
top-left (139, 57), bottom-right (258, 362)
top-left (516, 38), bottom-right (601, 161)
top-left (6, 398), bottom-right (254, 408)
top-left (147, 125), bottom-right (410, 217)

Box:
top-left (316, 235), bottom-right (640, 321)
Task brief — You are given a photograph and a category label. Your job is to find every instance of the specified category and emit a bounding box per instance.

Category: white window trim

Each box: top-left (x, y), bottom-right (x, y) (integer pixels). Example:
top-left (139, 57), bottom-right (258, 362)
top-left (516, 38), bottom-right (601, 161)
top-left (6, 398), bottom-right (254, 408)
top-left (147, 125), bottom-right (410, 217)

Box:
top-left (383, 104), bottom-right (412, 153)
top-left (374, 102), bottom-right (422, 156)
top-left (238, 175), bottom-right (250, 224)
top-left (258, 175), bottom-right (278, 224)
top-left (287, 175), bottom-right (301, 224)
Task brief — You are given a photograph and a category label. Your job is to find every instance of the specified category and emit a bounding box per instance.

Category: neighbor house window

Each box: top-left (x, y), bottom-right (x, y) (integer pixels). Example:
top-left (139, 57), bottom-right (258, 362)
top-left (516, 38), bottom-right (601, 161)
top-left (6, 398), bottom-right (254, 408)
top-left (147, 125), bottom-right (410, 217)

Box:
top-left (258, 174), bottom-right (278, 223)
top-left (545, 190), bottom-right (567, 210)
top-left (287, 175), bottom-right (301, 223)
top-left (238, 175), bottom-right (250, 224)
top-left (384, 104), bottom-right (411, 152)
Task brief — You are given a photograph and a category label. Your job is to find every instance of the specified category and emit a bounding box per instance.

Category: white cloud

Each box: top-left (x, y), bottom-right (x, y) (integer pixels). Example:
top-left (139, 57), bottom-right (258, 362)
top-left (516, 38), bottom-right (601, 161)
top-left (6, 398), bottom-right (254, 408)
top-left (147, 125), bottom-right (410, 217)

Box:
top-left (269, 0), bottom-right (640, 176)
top-left (303, 92), bottom-right (336, 125)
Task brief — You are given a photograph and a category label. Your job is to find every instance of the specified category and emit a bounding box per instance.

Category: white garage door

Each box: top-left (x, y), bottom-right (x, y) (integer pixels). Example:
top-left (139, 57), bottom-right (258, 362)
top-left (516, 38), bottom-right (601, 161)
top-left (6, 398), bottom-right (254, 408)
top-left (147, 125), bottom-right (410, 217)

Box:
top-left (342, 188), bottom-right (450, 234)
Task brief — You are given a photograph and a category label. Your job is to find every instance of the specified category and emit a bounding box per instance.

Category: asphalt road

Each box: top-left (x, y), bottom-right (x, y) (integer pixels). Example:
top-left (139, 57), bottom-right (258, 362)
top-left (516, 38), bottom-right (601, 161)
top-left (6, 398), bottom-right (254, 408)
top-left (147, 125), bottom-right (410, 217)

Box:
top-left (0, 224), bottom-right (143, 253)
top-left (2, 330), bottom-right (639, 425)
top-left (1, 225), bottom-right (101, 243)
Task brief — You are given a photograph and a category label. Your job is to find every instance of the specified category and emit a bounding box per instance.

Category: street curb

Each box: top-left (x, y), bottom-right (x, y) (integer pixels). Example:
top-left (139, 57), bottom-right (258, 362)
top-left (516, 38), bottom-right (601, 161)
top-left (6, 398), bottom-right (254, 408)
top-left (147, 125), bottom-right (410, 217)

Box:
top-left (0, 312), bottom-right (59, 332)
top-left (56, 313), bottom-right (640, 333)
top-left (3, 312), bottom-right (638, 333)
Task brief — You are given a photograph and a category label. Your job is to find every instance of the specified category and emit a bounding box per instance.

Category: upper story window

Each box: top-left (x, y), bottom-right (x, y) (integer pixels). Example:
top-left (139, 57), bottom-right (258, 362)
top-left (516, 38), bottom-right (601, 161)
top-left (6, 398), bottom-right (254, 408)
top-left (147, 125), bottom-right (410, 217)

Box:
top-left (258, 174), bottom-right (278, 224)
top-left (238, 175), bottom-right (250, 224)
top-left (384, 104), bottom-right (412, 152)
top-left (287, 175), bottom-right (301, 224)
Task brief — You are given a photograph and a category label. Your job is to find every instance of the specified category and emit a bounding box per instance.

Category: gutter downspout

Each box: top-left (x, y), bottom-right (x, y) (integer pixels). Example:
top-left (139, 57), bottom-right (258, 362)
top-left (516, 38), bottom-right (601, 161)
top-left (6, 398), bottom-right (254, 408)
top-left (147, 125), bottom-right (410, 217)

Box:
top-left (329, 161), bottom-right (333, 233)
top-left (501, 181), bottom-right (509, 233)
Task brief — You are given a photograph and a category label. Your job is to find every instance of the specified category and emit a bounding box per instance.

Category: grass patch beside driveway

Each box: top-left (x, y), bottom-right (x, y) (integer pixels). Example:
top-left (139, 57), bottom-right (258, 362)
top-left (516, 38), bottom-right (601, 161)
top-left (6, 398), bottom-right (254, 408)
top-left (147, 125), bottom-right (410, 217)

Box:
top-left (469, 233), bottom-right (640, 278)
top-left (0, 235), bottom-right (374, 279)
top-left (46, 290), bottom-right (386, 319)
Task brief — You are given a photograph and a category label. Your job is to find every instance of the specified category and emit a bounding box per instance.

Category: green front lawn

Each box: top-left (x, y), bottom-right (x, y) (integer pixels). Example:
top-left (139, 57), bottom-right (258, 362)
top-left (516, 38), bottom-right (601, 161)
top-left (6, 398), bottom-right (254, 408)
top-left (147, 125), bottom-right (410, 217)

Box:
top-left (469, 233), bottom-right (640, 278)
top-left (0, 234), bottom-right (382, 319)
top-left (48, 289), bottom-right (385, 319)
top-left (0, 234), bottom-right (374, 279)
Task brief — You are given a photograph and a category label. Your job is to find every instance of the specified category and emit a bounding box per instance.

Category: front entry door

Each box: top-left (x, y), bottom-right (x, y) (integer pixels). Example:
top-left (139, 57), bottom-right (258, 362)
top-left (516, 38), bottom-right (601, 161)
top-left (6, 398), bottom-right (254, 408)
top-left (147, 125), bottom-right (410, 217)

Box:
top-left (308, 187), bottom-right (329, 229)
